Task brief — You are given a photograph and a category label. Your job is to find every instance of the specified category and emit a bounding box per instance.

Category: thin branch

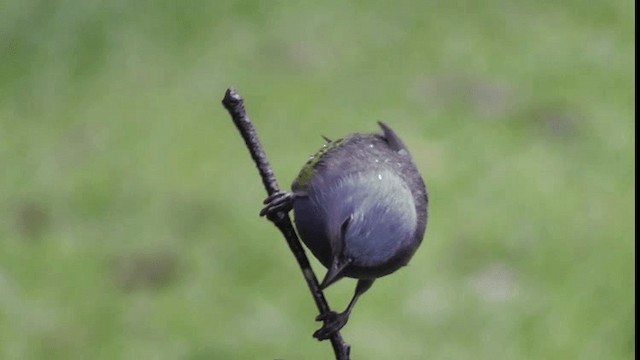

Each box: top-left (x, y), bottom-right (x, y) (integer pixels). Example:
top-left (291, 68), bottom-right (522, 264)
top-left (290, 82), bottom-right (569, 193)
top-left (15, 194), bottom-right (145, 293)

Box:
top-left (221, 87), bottom-right (351, 360)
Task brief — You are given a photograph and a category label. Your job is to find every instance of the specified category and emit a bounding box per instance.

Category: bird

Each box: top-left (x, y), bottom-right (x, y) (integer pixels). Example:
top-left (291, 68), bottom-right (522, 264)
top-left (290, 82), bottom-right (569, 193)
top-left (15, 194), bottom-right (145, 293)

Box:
top-left (260, 121), bottom-right (428, 340)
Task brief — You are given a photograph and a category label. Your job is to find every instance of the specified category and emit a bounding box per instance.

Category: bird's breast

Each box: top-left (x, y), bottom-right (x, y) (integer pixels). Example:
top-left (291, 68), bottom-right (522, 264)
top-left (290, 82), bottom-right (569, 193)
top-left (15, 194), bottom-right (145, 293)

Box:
top-left (294, 168), bottom-right (420, 279)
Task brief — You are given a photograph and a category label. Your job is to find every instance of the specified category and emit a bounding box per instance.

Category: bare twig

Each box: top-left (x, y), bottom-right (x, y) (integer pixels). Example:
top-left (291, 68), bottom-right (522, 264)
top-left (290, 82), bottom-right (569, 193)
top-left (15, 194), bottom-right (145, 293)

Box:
top-left (221, 87), bottom-right (351, 360)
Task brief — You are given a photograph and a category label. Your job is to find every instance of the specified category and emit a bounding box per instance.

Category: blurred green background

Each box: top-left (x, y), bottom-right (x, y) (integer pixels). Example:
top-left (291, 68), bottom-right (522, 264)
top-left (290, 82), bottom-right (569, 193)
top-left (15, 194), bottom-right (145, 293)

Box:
top-left (0, 1), bottom-right (634, 359)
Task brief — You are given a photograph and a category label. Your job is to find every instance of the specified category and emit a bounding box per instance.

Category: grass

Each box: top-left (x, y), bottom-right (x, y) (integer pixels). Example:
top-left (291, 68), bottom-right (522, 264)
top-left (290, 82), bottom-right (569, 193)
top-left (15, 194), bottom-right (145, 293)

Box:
top-left (0, 1), bottom-right (634, 359)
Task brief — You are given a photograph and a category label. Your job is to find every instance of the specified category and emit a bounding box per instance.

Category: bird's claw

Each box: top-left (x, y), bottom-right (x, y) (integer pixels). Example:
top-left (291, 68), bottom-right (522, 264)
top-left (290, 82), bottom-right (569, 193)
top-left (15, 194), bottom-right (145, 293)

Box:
top-left (313, 311), bottom-right (349, 341)
top-left (259, 191), bottom-right (294, 219)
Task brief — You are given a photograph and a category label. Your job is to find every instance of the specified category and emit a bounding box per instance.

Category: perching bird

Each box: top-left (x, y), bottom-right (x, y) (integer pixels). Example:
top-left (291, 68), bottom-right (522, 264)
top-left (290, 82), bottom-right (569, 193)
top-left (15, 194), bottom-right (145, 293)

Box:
top-left (261, 121), bottom-right (428, 340)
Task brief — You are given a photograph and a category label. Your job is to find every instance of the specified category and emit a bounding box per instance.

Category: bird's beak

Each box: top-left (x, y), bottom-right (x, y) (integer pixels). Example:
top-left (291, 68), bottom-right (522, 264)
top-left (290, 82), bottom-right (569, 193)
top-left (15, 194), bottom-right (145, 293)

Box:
top-left (319, 258), bottom-right (351, 290)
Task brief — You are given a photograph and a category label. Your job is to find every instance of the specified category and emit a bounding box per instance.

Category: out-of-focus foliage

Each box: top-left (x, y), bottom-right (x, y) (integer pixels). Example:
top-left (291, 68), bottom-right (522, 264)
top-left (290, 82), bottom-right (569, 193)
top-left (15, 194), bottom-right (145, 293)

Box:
top-left (0, 1), bottom-right (633, 359)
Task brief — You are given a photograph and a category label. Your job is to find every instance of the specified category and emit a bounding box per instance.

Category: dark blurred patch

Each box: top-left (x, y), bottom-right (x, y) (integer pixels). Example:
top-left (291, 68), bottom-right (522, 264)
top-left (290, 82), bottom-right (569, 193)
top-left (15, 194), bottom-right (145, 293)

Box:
top-left (166, 197), bottom-right (219, 239)
top-left (411, 74), bottom-right (583, 141)
top-left (111, 251), bottom-right (180, 292)
top-left (526, 104), bottom-right (581, 139)
top-left (13, 201), bottom-right (49, 240)
top-left (409, 74), bottom-right (517, 118)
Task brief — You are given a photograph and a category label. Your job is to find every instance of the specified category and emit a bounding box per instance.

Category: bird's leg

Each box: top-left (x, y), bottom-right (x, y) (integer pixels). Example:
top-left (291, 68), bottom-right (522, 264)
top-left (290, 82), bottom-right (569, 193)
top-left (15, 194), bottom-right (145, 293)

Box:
top-left (313, 279), bottom-right (375, 341)
top-left (259, 191), bottom-right (296, 219)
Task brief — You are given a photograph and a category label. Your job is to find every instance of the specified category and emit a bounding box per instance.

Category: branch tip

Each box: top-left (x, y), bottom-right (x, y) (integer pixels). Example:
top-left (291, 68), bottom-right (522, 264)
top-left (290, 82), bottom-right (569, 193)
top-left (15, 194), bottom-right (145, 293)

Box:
top-left (222, 87), bottom-right (243, 108)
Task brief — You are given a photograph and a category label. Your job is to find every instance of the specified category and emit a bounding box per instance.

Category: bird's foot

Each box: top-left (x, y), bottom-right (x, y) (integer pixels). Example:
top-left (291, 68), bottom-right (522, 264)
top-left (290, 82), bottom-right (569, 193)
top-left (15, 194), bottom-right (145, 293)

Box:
top-left (313, 311), bottom-right (349, 341)
top-left (259, 191), bottom-right (295, 220)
